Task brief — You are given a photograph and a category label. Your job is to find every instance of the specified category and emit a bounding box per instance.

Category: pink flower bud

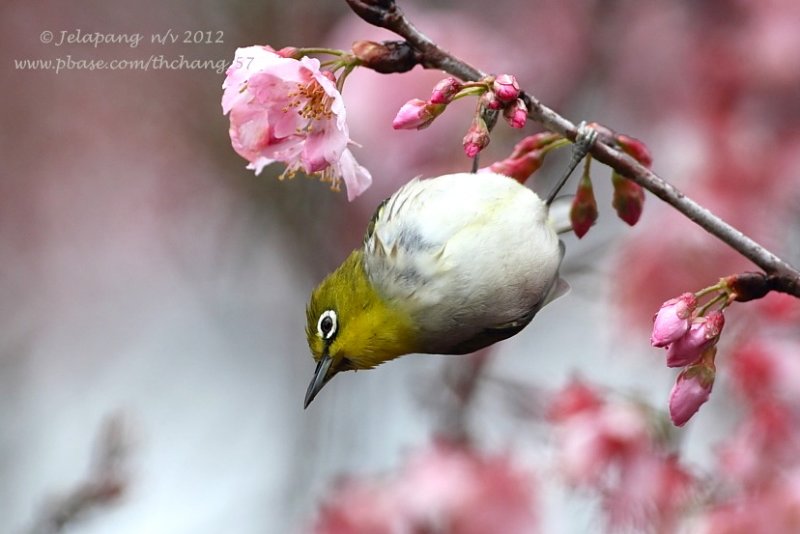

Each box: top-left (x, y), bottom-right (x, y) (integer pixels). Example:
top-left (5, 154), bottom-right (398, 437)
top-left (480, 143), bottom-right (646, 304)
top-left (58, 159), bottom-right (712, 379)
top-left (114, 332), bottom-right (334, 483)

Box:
top-left (480, 90), bottom-right (502, 110)
top-left (392, 99), bottom-right (443, 130)
top-left (570, 175), bottom-right (598, 239)
top-left (503, 98), bottom-right (528, 129)
top-left (463, 117), bottom-right (490, 158)
top-left (651, 293), bottom-right (697, 348)
top-left (493, 74), bottom-right (520, 102)
top-left (650, 293), bottom-right (697, 347)
top-left (666, 311), bottom-right (725, 367)
top-left (669, 361), bottom-right (715, 426)
top-left (429, 77), bottom-right (463, 104)
top-left (481, 152), bottom-right (543, 184)
top-left (616, 133), bottom-right (653, 168)
top-left (611, 172), bottom-right (645, 226)
top-left (274, 46), bottom-right (299, 58)
top-left (509, 132), bottom-right (561, 159)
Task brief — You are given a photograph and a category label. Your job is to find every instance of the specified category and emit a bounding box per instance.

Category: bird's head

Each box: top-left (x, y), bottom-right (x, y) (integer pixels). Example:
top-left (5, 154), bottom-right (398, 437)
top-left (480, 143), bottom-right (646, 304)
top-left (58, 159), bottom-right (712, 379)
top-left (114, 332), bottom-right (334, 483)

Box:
top-left (304, 250), bottom-right (419, 408)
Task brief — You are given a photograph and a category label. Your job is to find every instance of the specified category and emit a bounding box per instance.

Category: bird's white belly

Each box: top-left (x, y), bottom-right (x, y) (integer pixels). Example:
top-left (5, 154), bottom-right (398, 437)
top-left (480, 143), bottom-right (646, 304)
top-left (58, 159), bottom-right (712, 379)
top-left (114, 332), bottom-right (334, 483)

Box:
top-left (363, 172), bottom-right (562, 350)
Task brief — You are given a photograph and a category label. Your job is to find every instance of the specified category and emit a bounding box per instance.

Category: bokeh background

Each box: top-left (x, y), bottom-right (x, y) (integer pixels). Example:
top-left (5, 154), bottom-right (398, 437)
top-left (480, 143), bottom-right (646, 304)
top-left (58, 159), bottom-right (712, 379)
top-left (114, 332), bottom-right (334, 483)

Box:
top-left (2, 0), bottom-right (799, 532)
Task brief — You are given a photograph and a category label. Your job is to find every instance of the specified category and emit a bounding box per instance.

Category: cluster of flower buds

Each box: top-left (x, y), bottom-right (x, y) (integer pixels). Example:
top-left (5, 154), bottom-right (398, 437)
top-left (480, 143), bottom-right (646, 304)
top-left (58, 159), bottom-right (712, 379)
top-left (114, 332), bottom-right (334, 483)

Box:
top-left (651, 287), bottom-right (729, 426)
top-left (392, 74), bottom-right (530, 159)
top-left (478, 132), bottom-right (562, 183)
top-left (567, 126), bottom-right (651, 238)
top-left (608, 131), bottom-right (650, 226)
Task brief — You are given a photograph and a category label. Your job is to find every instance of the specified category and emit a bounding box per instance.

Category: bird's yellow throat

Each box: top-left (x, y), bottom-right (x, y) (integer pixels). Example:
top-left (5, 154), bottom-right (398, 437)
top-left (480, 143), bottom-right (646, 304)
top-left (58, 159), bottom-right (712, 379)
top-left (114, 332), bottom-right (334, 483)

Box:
top-left (306, 250), bottom-right (420, 372)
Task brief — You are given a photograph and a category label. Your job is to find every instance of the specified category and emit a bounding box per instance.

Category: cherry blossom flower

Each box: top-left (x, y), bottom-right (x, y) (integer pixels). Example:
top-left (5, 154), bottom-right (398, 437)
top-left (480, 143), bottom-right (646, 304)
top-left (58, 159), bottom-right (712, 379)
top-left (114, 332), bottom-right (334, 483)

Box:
top-left (548, 380), bottom-right (696, 529)
top-left (222, 45), bottom-right (371, 200)
top-left (312, 441), bottom-right (538, 534)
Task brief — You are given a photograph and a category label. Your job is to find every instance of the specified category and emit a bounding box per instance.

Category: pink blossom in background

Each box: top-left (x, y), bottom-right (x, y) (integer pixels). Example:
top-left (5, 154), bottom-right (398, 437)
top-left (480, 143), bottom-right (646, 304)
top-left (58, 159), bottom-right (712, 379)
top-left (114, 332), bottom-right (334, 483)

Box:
top-left (312, 441), bottom-right (538, 534)
top-left (546, 379), bottom-right (604, 422)
top-left (698, 468), bottom-right (800, 534)
top-left (730, 339), bottom-right (800, 405)
top-left (603, 453), bottom-right (693, 531)
top-left (222, 45), bottom-right (371, 200)
top-left (552, 393), bottom-right (649, 486)
top-left (548, 380), bottom-right (696, 529)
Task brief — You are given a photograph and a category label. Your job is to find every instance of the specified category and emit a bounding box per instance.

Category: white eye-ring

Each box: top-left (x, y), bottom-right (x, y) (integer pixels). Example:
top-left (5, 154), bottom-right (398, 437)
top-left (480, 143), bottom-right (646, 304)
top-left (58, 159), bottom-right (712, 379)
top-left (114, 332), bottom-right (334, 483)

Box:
top-left (317, 310), bottom-right (338, 340)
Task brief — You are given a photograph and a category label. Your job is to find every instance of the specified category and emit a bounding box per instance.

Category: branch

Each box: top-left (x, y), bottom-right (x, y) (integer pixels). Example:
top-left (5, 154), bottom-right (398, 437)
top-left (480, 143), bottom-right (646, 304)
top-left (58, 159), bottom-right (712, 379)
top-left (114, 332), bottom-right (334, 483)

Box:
top-left (344, 0), bottom-right (800, 299)
top-left (27, 416), bottom-right (130, 534)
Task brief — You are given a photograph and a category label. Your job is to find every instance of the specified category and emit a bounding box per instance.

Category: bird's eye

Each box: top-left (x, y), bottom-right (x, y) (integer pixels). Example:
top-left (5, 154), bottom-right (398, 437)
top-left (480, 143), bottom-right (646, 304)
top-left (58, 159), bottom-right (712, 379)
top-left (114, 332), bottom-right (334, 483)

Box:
top-left (317, 310), bottom-right (337, 340)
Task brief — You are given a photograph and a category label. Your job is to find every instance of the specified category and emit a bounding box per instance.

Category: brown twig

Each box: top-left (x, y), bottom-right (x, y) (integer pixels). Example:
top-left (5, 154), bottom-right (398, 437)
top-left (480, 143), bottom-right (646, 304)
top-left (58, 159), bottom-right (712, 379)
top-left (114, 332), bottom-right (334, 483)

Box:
top-left (439, 349), bottom-right (492, 445)
top-left (28, 416), bottom-right (130, 534)
top-left (344, 0), bottom-right (800, 299)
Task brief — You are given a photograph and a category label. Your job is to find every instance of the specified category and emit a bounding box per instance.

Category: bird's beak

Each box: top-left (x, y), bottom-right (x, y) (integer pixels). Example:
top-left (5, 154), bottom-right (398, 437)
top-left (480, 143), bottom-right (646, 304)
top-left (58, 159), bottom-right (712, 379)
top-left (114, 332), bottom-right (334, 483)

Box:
top-left (304, 352), bottom-right (334, 409)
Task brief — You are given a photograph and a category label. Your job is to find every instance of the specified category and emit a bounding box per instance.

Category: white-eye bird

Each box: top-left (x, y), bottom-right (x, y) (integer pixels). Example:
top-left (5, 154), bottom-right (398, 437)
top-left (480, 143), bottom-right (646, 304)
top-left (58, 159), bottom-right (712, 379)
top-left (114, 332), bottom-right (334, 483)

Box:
top-left (304, 171), bottom-right (571, 408)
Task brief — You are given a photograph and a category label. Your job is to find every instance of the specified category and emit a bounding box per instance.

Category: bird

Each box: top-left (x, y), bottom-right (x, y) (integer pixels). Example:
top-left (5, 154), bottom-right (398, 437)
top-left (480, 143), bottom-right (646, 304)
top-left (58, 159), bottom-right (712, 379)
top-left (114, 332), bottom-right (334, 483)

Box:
top-left (304, 170), bottom-right (573, 408)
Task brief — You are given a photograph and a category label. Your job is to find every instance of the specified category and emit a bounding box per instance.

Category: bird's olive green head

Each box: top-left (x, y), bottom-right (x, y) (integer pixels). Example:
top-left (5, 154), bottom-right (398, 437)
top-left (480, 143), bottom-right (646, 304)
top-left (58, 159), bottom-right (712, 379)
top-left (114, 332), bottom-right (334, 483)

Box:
top-left (304, 250), bottom-right (419, 408)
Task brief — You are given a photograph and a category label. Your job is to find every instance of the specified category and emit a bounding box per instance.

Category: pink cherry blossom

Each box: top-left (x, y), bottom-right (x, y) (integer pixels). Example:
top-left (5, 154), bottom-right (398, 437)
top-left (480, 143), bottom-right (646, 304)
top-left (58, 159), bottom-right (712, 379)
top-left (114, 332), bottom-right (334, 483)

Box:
top-left (666, 311), bottom-right (725, 368)
top-left (222, 45), bottom-right (372, 200)
top-left (549, 381), bottom-right (649, 485)
top-left (650, 292), bottom-right (697, 347)
top-left (548, 380), bottom-right (695, 529)
top-left (717, 400), bottom-right (797, 486)
top-left (697, 468), bottom-right (800, 534)
top-left (730, 339), bottom-right (800, 404)
top-left (669, 364), bottom-right (714, 426)
top-left (603, 453), bottom-right (694, 530)
top-left (546, 378), bottom-right (604, 422)
top-left (311, 441), bottom-right (538, 534)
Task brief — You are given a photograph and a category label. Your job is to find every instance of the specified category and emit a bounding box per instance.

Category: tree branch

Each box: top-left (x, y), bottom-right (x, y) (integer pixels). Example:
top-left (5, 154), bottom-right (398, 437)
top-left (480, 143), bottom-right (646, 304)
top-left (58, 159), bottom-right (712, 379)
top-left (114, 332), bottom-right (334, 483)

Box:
top-left (27, 416), bottom-right (129, 534)
top-left (344, 0), bottom-right (800, 299)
